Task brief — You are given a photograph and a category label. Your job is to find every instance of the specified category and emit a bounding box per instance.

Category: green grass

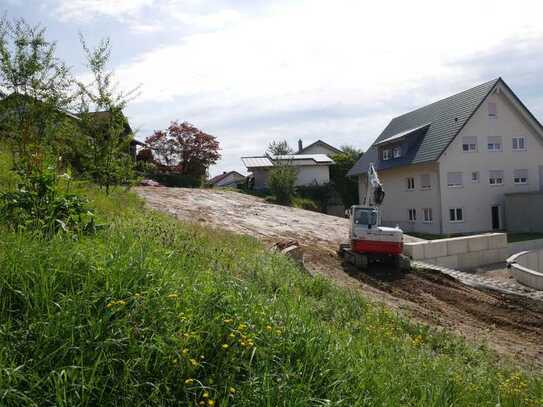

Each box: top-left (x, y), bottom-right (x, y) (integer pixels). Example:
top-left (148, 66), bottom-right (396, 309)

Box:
top-left (0, 180), bottom-right (542, 405)
top-left (507, 233), bottom-right (543, 243)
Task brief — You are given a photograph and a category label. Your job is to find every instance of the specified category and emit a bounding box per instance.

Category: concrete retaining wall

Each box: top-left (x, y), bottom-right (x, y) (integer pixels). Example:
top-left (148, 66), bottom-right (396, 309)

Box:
top-left (506, 250), bottom-right (543, 290)
top-left (404, 233), bottom-right (508, 270)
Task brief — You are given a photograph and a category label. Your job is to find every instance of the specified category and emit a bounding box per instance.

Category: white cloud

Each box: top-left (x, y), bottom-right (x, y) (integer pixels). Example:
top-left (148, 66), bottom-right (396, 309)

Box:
top-left (111, 0), bottom-right (543, 175)
top-left (55, 0), bottom-right (154, 21)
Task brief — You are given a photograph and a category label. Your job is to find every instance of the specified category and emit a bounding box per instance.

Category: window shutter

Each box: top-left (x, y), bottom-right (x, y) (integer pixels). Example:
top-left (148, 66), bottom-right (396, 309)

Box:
top-left (447, 172), bottom-right (462, 186)
top-left (488, 136), bottom-right (502, 145)
top-left (420, 174), bottom-right (431, 188)
top-left (489, 170), bottom-right (504, 178)
top-left (488, 102), bottom-right (497, 117)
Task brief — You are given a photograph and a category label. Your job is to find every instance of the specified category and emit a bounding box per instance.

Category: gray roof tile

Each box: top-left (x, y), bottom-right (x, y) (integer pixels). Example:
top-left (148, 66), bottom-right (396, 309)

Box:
top-left (348, 78), bottom-right (501, 176)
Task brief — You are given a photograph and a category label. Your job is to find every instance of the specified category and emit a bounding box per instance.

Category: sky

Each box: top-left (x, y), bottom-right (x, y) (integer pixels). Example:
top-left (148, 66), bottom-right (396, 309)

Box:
top-left (3, 0), bottom-right (543, 176)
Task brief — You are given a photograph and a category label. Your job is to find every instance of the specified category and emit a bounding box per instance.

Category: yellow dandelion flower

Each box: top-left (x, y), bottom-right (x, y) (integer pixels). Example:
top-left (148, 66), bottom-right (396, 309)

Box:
top-left (184, 378), bottom-right (194, 385)
top-left (167, 293), bottom-right (178, 299)
top-left (265, 325), bottom-right (272, 331)
top-left (223, 318), bottom-right (233, 324)
top-left (203, 391), bottom-right (209, 398)
top-left (229, 333), bottom-right (235, 339)
top-left (275, 330), bottom-right (282, 336)
top-left (182, 348), bottom-right (189, 356)
top-left (222, 344), bottom-right (229, 349)
top-left (228, 387), bottom-right (236, 394)
top-left (189, 358), bottom-right (199, 367)
top-left (207, 400), bottom-right (215, 406)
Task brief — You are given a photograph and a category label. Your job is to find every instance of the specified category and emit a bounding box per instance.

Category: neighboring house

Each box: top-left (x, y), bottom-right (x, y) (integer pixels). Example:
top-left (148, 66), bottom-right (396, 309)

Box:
top-left (348, 77), bottom-right (543, 235)
top-left (297, 139), bottom-right (342, 157)
top-left (241, 154), bottom-right (334, 190)
top-left (208, 171), bottom-right (245, 188)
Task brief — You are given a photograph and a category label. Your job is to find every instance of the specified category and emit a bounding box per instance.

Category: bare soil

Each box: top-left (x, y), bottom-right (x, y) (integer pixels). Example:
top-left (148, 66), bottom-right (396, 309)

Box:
top-left (136, 187), bottom-right (543, 368)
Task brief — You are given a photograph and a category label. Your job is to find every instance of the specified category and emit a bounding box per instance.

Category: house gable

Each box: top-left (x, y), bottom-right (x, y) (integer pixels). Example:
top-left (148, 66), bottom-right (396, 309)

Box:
top-left (348, 78), bottom-right (500, 176)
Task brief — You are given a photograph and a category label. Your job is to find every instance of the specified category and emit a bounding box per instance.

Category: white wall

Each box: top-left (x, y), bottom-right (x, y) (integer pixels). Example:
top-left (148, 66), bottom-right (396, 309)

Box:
top-left (251, 165), bottom-right (330, 189)
top-left (358, 162), bottom-right (442, 234)
top-left (295, 165), bottom-right (330, 186)
top-left (438, 87), bottom-right (543, 234)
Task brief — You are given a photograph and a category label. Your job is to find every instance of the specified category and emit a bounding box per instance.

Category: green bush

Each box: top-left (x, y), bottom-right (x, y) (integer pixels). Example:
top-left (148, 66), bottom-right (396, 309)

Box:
top-left (268, 166), bottom-right (296, 204)
top-left (296, 183), bottom-right (334, 212)
top-left (292, 196), bottom-right (319, 211)
top-left (0, 167), bottom-right (95, 236)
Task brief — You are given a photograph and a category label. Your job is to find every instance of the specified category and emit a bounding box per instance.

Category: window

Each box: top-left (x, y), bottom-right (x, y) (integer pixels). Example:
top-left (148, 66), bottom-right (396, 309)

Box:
top-left (406, 177), bottom-right (415, 190)
top-left (513, 169), bottom-right (528, 184)
top-left (393, 146), bottom-right (401, 158)
top-left (423, 208), bottom-right (433, 223)
top-left (420, 174), bottom-right (431, 189)
top-left (489, 170), bottom-right (504, 186)
top-left (512, 137), bottom-right (526, 151)
top-left (383, 149), bottom-right (391, 160)
top-left (488, 102), bottom-right (497, 118)
top-left (462, 136), bottom-right (477, 152)
top-left (447, 172), bottom-right (463, 187)
top-left (408, 208), bottom-right (417, 222)
top-left (487, 136), bottom-right (502, 151)
top-left (471, 171), bottom-right (480, 183)
top-left (449, 208), bottom-right (464, 223)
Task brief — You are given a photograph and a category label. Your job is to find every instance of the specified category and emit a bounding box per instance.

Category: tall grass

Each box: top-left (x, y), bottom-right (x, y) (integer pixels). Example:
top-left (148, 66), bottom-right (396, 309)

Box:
top-left (0, 187), bottom-right (542, 405)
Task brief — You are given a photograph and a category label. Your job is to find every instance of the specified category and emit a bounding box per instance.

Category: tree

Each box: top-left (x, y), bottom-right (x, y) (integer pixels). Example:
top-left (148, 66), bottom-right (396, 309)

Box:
top-left (267, 139), bottom-right (293, 156)
top-left (145, 121), bottom-right (220, 178)
top-left (269, 166), bottom-right (297, 204)
top-left (76, 36), bottom-right (139, 193)
top-left (0, 17), bottom-right (75, 174)
top-left (330, 146), bottom-right (363, 208)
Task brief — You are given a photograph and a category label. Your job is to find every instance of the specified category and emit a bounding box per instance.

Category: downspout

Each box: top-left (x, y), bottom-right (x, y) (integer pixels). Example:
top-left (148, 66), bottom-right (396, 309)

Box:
top-left (436, 161), bottom-right (444, 234)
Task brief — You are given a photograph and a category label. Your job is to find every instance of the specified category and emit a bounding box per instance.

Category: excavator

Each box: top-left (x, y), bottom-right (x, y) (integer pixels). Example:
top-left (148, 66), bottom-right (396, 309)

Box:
top-left (339, 163), bottom-right (410, 271)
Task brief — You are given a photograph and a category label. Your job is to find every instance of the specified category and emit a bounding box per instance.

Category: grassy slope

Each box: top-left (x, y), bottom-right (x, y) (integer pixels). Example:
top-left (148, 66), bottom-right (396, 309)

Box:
top-left (0, 171), bottom-right (542, 404)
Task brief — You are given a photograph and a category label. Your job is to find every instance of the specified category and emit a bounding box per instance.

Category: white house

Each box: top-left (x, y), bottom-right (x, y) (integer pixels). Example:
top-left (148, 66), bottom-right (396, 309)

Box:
top-left (207, 171), bottom-right (245, 188)
top-left (348, 78), bottom-right (543, 235)
top-left (241, 154), bottom-right (334, 190)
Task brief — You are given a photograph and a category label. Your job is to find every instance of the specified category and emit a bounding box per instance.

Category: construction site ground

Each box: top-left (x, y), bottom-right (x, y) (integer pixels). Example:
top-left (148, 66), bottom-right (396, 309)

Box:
top-left (136, 186), bottom-right (543, 368)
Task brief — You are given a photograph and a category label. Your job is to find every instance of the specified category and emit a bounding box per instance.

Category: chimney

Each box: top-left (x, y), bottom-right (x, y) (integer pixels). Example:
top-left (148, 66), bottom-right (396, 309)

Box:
top-left (298, 139), bottom-right (303, 153)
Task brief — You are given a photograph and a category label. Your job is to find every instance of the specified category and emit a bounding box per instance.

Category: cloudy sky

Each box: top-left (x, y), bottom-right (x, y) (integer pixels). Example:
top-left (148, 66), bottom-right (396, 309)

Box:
top-left (4, 0), bottom-right (543, 175)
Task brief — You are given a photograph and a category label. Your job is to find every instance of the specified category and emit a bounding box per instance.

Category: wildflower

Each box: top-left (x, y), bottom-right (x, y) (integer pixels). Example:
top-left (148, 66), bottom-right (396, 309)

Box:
top-left (275, 329), bottom-right (282, 336)
top-left (106, 300), bottom-right (127, 309)
top-left (203, 391), bottom-right (209, 398)
top-left (228, 387), bottom-right (236, 394)
top-left (223, 318), bottom-right (233, 324)
top-left (207, 400), bottom-right (215, 406)
top-left (222, 344), bottom-right (229, 349)
top-left (238, 323), bottom-right (247, 331)
top-left (182, 348), bottom-right (189, 356)
top-left (265, 325), bottom-right (272, 331)
top-left (167, 293), bottom-right (178, 299)
top-left (184, 378), bottom-right (194, 385)
top-left (199, 401), bottom-right (205, 406)
top-left (229, 333), bottom-right (235, 339)
top-left (189, 358), bottom-right (199, 367)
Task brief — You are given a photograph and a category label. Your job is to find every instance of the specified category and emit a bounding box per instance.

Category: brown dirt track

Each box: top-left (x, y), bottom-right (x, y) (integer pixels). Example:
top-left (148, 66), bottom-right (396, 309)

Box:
top-left (136, 186), bottom-right (543, 368)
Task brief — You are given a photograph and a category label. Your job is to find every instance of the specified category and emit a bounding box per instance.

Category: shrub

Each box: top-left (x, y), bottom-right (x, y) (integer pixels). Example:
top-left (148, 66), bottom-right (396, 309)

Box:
top-left (0, 167), bottom-right (95, 236)
top-left (268, 166), bottom-right (296, 204)
top-left (292, 196), bottom-right (319, 211)
top-left (296, 183), bottom-right (334, 212)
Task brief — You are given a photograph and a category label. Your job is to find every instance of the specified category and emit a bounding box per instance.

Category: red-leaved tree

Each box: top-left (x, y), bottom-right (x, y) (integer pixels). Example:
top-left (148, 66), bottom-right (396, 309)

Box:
top-left (145, 121), bottom-right (220, 177)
